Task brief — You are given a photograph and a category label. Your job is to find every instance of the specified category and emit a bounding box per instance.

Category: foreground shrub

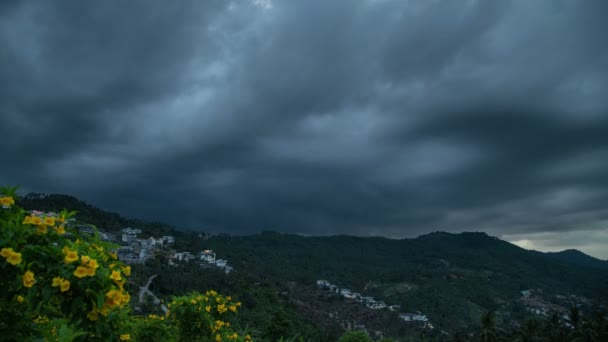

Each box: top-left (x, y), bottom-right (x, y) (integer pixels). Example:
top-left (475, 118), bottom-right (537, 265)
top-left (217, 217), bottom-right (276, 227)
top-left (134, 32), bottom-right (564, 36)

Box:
top-left (0, 186), bottom-right (132, 340)
top-left (0, 186), bottom-right (254, 341)
top-left (168, 291), bottom-right (251, 341)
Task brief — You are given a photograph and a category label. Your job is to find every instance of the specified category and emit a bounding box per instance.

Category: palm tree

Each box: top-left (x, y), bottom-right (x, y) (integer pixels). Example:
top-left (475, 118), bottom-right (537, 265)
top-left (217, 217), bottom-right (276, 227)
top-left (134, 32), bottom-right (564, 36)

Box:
top-left (479, 311), bottom-right (499, 342)
top-left (568, 306), bottom-right (581, 330)
top-left (513, 319), bottom-right (542, 342)
top-left (544, 312), bottom-right (567, 342)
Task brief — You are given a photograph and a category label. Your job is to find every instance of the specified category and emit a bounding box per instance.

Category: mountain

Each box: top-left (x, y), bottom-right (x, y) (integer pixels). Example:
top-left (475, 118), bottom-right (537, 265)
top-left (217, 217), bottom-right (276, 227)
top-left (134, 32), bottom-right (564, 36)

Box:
top-left (16, 192), bottom-right (608, 336)
top-left (201, 231), bottom-right (608, 331)
top-left (17, 193), bottom-right (176, 236)
top-left (542, 249), bottom-right (608, 270)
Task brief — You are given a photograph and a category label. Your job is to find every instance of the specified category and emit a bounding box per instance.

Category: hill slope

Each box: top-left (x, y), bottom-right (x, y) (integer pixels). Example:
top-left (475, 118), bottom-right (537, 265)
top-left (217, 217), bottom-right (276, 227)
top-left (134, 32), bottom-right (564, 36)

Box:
top-left (17, 192), bottom-right (608, 334)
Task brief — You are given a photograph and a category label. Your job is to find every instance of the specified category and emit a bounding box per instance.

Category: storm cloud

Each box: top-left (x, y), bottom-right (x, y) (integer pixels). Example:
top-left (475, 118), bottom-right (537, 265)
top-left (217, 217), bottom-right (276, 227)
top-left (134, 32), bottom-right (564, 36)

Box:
top-left (1, 0), bottom-right (607, 258)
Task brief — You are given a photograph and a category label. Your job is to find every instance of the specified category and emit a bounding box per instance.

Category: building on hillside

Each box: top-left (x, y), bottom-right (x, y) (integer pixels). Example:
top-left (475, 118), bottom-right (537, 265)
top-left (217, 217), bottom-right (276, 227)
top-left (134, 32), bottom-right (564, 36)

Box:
top-left (162, 236), bottom-right (175, 245)
top-left (173, 251), bottom-right (195, 262)
top-left (117, 247), bottom-right (139, 264)
top-left (367, 301), bottom-right (387, 310)
top-left (317, 280), bottom-right (331, 288)
top-left (200, 250), bottom-right (216, 263)
top-left (77, 224), bottom-right (96, 236)
top-left (400, 313), bottom-right (429, 322)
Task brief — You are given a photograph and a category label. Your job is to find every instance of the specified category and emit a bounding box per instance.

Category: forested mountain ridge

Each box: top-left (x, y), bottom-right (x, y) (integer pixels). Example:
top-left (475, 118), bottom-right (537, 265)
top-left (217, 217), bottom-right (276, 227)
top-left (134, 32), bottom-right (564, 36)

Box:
top-left (16, 192), bottom-right (608, 338)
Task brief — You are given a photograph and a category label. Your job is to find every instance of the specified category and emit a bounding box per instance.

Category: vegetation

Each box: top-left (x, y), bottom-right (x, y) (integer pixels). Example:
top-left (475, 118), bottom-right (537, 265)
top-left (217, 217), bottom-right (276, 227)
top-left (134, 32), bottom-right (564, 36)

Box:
top-left (0, 187), bottom-right (251, 341)
top-left (7, 188), bottom-right (608, 341)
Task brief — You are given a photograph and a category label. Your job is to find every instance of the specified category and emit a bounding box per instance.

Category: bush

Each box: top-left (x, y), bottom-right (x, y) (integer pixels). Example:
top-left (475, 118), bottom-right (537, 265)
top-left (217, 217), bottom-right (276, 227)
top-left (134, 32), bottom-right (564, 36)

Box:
top-left (337, 330), bottom-right (373, 342)
top-left (1, 187), bottom-right (132, 340)
top-left (0, 186), bottom-right (254, 341)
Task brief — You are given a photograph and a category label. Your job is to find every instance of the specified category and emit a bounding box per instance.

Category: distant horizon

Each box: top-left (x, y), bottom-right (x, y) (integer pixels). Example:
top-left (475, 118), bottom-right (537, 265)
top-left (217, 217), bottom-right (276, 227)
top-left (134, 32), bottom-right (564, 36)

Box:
top-left (16, 189), bottom-right (608, 261)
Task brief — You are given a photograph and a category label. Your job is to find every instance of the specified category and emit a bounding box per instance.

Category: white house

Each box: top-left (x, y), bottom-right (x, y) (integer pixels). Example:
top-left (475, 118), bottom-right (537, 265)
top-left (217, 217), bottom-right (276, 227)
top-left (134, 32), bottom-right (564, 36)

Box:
top-left (317, 280), bottom-right (331, 288)
top-left (400, 313), bottom-right (428, 322)
top-left (200, 250), bottom-right (216, 263)
top-left (340, 289), bottom-right (352, 295)
top-left (367, 302), bottom-right (387, 310)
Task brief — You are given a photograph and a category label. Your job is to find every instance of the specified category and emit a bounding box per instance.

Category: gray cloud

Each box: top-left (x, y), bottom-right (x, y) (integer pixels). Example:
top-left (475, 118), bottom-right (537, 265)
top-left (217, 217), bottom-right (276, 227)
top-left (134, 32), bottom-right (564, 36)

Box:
top-left (1, 0), bottom-right (607, 258)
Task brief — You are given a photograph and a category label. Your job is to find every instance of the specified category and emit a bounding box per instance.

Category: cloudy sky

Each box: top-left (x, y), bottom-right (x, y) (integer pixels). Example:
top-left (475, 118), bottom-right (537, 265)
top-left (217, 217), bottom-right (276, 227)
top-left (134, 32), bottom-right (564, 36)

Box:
top-left (1, 0), bottom-right (607, 258)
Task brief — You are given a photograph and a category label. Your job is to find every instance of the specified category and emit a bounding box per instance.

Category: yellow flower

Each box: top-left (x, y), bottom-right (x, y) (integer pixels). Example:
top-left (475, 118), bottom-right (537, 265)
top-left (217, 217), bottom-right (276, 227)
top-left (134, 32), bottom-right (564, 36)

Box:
top-left (43, 216), bottom-right (56, 226)
top-left (22, 216), bottom-right (33, 224)
top-left (236, 302), bottom-right (241, 307)
top-left (60, 279), bottom-right (70, 292)
top-left (191, 299), bottom-right (197, 305)
top-left (6, 251), bottom-right (21, 265)
top-left (205, 306), bottom-right (211, 313)
top-left (64, 249), bottom-right (78, 263)
top-left (105, 290), bottom-right (119, 307)
top-left (74, 266), bottom-right (89, 278)
top-left (110, 270), bottom-right (122, 281)
top-left (215, 334), bottom-right (222, 342)
top-left (229, 305), bottom-right (237, 313)
top-left (81, 255), bottom-right (90, 264)
top-left (0, 248), bottom-right (12, 258)
top-left (122, 265), bottom-right (131, 276)
top-left (87, 310), bottom-right (99, 321)
top-left (120, 334), bottom-right (131, 341)
top-left (245, 335), bottom-right (252, 341)
top-left (52, 276), bottom-right (63, 287)
top-left (226, 296), bottom-right (231, 301)
top-left (56, 225), bottom-right (66, 234)
top-left (0, 196), bottom-right (14, 207)
top-left (108, 251), bottom-right (117, 260)
top-left (30, 216), bottom-right (43, 225)
top-left (22, 270), bottom-right (36, 288)
top-left (84, 267), bottom-right (95, 277)
top-left (36, 225), bottom-right (48, 234)
top-left (88, 259), bottom-right (99, 269)
top-left (17, 295), bottom-right (24, 303)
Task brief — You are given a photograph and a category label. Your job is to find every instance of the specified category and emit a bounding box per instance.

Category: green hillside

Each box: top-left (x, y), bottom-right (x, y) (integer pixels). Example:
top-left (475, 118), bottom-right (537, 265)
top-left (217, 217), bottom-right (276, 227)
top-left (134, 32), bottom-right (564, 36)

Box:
top-left (16, 192), bottom-right (608, 340)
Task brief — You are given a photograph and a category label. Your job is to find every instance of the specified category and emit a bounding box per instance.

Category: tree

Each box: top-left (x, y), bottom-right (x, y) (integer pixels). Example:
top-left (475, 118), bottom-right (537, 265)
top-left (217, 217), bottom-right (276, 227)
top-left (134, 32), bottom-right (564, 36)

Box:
top-left (479, 311), bottom-right (499, 342)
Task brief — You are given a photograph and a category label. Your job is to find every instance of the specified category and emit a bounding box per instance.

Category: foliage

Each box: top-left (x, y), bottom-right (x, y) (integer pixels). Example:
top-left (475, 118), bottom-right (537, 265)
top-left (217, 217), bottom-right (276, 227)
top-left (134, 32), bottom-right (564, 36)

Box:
top-left (1, 187), bottom-right (255, 341)
top-left (168, 291), bottom-right (250, 341)
top-left (1, 187), bottom-right (132, 340)
top-left (337, 331), bottom-right (372, 342)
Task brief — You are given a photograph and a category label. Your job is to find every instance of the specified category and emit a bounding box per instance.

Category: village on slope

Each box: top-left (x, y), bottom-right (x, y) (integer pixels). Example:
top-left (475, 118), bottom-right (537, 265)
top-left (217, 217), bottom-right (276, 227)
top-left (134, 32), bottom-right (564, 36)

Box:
top-left (316, 279), bottom-right (434, 329)
top-left (27, 209), bottom-right (233, 273)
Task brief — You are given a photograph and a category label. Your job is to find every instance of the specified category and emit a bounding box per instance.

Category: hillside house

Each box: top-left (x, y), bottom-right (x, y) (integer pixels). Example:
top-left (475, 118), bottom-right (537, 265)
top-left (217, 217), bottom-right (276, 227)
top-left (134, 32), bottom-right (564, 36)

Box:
top-left (173, 251), bottom-right (195, 262)
top-left (400, 313), bottom-right (428, 322)
top-left (317, 280), bottom-right (331, 288)
top-left (367, 301), bottom-right (387, 310)
top-left (200, 250), bottom-right (216, 263)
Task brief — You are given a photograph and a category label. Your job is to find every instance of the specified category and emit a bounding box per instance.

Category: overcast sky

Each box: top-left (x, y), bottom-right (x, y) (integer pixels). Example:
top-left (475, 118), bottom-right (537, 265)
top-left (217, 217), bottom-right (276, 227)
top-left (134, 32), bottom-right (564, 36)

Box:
top-left (1, 0), bottom-right (607, 258)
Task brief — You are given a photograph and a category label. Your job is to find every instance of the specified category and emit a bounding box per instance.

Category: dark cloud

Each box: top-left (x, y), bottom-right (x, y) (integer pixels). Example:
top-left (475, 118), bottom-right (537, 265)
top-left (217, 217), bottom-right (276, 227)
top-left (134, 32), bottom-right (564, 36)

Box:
top-left (1, 0), bottom-right (608, 258)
